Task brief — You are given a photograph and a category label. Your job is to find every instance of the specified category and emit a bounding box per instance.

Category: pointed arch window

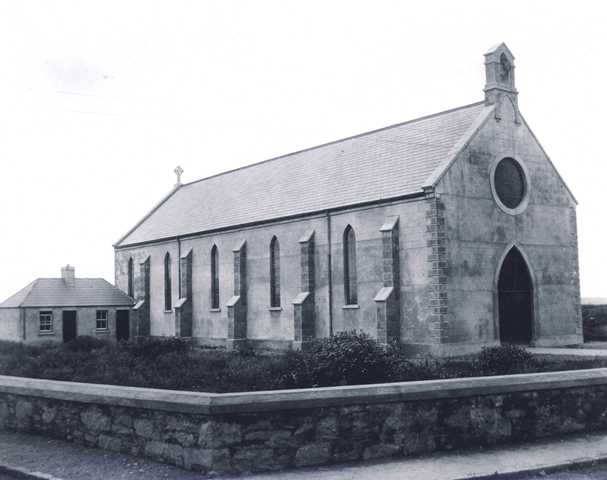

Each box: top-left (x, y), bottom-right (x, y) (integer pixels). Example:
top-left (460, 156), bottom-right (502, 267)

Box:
top-left (211, 245), bottom-right (220, 309)
top-left (343, 225), bottom-right (358, 305)
top-left (164, 253), bottom-right (172, 311)
top-left (127, 257), bottom-right (134, 298)
top-left (270, 236), bottom-right (281, 308)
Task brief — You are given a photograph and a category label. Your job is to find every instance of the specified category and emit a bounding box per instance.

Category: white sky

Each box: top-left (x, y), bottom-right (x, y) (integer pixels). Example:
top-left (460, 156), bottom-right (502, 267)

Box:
top-left (0, 0), bottom-right (605, 301)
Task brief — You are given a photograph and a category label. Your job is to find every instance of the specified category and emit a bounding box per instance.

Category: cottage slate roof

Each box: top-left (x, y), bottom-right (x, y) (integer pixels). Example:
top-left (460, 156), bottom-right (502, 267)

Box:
top-left (117, 101), bottom-right (490, 247)
top-left (0, 279), bottom-right (134, 308)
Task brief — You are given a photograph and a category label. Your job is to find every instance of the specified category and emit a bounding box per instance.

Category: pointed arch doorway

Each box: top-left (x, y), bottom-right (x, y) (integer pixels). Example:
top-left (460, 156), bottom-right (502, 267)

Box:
top-left (497, 247), bottom-right (534, 344)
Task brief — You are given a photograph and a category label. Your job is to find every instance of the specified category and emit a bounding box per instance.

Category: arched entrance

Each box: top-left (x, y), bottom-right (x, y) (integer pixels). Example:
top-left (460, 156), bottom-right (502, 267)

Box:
top-left (497, 247), bottom-right (534, 344)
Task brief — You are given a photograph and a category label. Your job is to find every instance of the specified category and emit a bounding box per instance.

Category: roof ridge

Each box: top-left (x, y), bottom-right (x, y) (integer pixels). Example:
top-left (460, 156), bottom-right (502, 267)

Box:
top-left (180, 100), bottom-right (485, 189)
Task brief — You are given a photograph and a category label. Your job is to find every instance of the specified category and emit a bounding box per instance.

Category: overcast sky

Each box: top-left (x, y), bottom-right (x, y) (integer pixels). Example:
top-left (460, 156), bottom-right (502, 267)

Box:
top-left (0, 0), bottom-right (605, 300)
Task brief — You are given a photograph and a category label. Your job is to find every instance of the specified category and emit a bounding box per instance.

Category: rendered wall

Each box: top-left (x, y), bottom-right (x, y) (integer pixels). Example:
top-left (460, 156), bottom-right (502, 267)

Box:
top-left (1, 370), bottom-right (607, 475)
top-left (0, 309), bottom-right (21, 341)
top-left (115, 216), bottom-right (330, 344)
top-left (435, 100), bottom-right (582, 352)
top-left (114, 197), bottom-right (438, 347)
top-left (328, 199), bottom-right (436, 345)
top-left (21, 307), bottom-right (126, 344)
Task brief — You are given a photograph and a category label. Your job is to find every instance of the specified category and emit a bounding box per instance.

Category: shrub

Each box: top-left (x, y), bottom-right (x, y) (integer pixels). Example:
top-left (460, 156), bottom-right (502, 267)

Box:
top-left (122, 336), bottom-right (191, 358)
top-left (64, 336), bottom-right (110, 353)
top-left (296, 331), bottom-right (392, 387)
top-left (3, 333), bottom-right (605, 393)
top-left (0, 340), bottom-right (49, 357)
top-left (473, 344), bottom-right (538, 375)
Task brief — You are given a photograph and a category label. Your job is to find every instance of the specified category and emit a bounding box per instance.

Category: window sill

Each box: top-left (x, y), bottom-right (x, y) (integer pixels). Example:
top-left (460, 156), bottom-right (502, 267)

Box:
top-left (38, 331), bottom-right (55, 335)
top-left (95, 329), bottom-right (110, 334)
top-left (209, 308), bottom-right (221, 313)
top-left (164, 310), bottom-right (173, 314)
top-left (342, 304), bottom-right (360, 310)
top-left (269, 307), bottom-right (282, 312)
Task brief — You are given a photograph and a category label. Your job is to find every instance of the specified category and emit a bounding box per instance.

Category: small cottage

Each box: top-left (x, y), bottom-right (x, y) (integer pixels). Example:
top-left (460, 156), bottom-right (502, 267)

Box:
top-left (0, 266), bottom-right (134, 343)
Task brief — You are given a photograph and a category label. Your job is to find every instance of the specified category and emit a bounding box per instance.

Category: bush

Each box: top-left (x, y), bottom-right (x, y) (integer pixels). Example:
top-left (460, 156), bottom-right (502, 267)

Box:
top-left (3, 333), bottom-right (606, 393)
top-left (293, 331), bottom-right (392, 387)
top-left (473, 344), bottom-right (538, 375)
top-left (0, 340), bottom-right (50, 357)
top-left (64, 336), bottom-right (110, 353)
top-left (121, 336), bottom-right (191, 358)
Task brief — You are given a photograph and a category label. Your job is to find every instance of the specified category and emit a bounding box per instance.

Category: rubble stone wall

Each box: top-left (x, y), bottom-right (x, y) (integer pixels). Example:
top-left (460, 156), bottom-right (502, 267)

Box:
top-left (1, 370), bottom-right (607, 475)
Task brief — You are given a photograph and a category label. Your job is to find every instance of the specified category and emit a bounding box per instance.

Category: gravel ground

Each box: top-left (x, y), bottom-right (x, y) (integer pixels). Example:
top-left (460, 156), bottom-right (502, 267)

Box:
top-left (510, 462), bottom-right (607, 479)
top-left (3, 430), bottom-right (607, 480)
top-left (0, 432), bottom-right (203, 480)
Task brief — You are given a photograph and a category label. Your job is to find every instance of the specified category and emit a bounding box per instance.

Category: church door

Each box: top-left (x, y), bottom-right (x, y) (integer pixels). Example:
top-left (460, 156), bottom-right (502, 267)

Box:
top-left (498, 247), bottom-right (533, 344)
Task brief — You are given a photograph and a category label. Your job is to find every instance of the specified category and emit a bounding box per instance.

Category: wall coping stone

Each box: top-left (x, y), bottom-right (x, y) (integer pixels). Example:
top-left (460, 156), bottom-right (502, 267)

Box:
top-left (374, 286), bottom-right (394, 302)
top-left (174, 298), bottom-right (187, 309)
top-left (1, 369), bottom-right (606, 416)
top-left (226, 295), bottom-right (240, 308)
top-left (292, 292), bottom-right (311, 305)
top-left (298, 230), bottom-right (315, 243)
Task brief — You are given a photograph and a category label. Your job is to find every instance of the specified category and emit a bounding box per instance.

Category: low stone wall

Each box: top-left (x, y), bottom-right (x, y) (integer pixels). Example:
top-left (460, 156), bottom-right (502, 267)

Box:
top-left (2, 370), bottom-right (607, 475)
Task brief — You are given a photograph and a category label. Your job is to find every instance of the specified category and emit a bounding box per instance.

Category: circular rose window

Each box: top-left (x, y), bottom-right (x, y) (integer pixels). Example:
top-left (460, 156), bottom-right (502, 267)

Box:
top-left (493, 158), bottom-right (527, 211)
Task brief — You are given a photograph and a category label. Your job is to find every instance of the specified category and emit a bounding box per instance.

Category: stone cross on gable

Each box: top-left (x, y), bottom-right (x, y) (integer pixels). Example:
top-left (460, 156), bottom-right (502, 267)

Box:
top-left (174, 165), bottom-right (184, 186)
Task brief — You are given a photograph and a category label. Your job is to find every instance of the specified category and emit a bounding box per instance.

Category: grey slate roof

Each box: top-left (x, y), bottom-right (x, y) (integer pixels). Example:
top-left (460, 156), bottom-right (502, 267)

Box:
top-left (0, 279), bottom-right (134, 308)
top-left (117, 101), bottom-right (489, 247)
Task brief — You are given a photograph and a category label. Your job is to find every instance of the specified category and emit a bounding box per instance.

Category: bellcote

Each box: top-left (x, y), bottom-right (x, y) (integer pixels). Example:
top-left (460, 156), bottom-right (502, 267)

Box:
top-left (484, 43), bottom-right (518, 106)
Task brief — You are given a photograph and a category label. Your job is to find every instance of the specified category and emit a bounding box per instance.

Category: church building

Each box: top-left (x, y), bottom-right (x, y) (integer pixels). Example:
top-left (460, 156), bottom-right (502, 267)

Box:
top-left (114, 44), bottom-right (582, 354)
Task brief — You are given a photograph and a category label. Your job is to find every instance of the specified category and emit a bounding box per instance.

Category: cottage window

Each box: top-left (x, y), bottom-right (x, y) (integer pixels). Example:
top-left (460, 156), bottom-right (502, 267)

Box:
top-left (39, 311), bottom-right (53, 333)
top-left (211, 245), bottom-right (220, 309)
top-left (164, 252), bottom-right (172, 311)
top-left (127, 257), bottom-right (134, 297)
top-left (343, 225), bottom-right (358, 305)
top-left (96, 310), bottom-right (108, 330)
top-left (269, 236), bottom-right (281, 308)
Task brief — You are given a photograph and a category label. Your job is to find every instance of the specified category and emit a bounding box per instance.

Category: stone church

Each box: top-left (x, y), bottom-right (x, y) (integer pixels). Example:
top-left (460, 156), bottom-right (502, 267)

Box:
top-left (114, 44), bottom-right (582, 354)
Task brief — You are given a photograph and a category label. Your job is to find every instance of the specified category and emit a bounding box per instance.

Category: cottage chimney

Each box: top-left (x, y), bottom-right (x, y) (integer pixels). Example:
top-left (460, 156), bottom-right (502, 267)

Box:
top-left (61, 265), bottom-right (75, 286)
top-left (484, 43), bottom-right (518, 106)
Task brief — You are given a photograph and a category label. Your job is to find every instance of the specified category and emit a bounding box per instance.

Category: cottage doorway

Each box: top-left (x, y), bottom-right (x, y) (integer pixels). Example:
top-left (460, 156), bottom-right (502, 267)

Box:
top-left (497, 247), bottom-right (533, 344)
top-left (116, 310), bottom-right (130, 341)
top-left (62, 311), bottom-right (77, 342)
